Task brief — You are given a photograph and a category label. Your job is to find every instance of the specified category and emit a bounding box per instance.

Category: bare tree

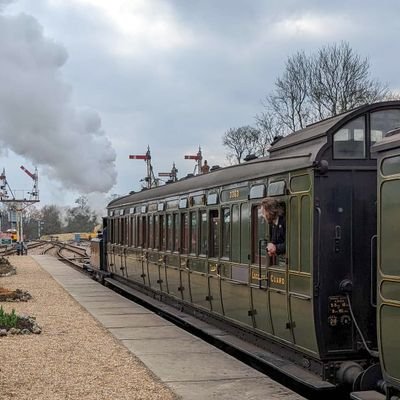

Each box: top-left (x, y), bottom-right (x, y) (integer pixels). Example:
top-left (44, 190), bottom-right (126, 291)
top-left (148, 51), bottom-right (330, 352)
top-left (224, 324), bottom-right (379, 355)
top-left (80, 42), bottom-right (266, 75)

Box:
top-left (309, 42), bottom-right (389, 119)
top-left (267, 51), bottom-right (312, 132)
top-left (265, 42), bottom-right (390, 134)
top-left (255, 111), bottom-right (284, 156)
top-left (222, 126), bottom-right (260, 164)
top-left (22, 205), bottom-right (42, 239)
top-left (222, 42), bottom-right (391, 162)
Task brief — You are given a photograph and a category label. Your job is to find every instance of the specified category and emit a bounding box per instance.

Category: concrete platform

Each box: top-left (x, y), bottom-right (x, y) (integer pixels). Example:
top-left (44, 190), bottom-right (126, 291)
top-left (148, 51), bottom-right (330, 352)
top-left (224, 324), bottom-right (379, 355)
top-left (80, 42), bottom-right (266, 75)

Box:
top-left (33, 255), bottom-right (305, 400)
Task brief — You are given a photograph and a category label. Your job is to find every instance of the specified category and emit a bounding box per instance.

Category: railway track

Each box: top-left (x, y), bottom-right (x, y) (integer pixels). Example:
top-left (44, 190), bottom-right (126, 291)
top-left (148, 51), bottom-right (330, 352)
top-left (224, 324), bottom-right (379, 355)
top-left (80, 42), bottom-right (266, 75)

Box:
top-left (0, 240), bottom-right (49, 256)
top-left (37, 241), bottom-right (90, 269)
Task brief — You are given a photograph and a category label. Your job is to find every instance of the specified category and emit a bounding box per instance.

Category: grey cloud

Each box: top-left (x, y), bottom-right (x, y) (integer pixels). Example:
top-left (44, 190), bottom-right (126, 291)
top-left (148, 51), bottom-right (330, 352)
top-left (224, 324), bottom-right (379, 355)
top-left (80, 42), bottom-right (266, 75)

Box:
top-left (11, 0), bottom-right (400, 199)
top-left (0, 0), bottom-right (14, 10)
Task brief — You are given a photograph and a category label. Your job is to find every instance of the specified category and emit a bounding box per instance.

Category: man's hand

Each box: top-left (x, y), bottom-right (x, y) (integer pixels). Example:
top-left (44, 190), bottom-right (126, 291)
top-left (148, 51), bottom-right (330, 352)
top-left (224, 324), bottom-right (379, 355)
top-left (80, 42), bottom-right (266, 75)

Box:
top-left (267, 242), bottom-right (276, 256)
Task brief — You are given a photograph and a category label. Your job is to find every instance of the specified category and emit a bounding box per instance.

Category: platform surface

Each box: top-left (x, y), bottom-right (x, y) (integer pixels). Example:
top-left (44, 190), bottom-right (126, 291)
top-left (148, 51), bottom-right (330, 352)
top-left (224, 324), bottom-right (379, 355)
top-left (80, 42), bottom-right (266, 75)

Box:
top-left (33, 255), bottom-right (305, 400)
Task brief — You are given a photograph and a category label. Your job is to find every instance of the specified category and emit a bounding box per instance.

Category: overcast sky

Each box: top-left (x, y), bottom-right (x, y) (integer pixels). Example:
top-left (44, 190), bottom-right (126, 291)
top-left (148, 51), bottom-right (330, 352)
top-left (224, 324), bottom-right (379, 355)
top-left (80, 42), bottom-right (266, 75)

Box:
top-left (1, 0), bottom-right (399, 210)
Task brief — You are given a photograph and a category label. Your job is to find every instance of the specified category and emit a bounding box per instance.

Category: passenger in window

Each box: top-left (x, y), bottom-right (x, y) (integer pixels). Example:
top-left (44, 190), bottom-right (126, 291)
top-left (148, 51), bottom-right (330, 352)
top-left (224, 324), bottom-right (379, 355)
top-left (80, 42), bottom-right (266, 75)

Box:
top-left (261, 197), bottom-right (286, 257)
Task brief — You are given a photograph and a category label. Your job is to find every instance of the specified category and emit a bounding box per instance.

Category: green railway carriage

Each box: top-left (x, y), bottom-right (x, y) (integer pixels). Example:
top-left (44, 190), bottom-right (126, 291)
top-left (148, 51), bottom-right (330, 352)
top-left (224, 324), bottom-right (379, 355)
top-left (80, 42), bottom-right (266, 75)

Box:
top-left (105, 101), bottom-right (400, 388)
top-left (369, 129), bottom-right (400, 400)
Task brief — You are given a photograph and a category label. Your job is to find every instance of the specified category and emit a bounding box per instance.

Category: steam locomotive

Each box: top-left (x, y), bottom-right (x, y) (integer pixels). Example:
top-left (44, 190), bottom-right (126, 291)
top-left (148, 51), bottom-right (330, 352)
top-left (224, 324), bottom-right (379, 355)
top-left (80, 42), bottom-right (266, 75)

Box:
top-left (91, 101), bottom-right (400, 399)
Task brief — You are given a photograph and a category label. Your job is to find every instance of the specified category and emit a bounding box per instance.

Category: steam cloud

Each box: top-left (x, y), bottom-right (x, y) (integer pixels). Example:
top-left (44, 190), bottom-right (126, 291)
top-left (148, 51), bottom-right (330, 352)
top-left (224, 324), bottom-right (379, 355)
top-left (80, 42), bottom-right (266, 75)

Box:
top-left (0, 5), bottom-right (117, 193)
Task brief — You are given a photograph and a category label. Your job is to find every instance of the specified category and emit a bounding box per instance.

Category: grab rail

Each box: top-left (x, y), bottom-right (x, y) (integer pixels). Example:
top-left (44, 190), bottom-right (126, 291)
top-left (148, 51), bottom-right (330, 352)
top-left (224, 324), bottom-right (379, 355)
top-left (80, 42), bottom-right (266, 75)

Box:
top-left (370, 235), bottom-right (377, 308)
top-left (315, 206), bottom-right (322, 296)
top-left (258, 239), bottom-right (268, 289)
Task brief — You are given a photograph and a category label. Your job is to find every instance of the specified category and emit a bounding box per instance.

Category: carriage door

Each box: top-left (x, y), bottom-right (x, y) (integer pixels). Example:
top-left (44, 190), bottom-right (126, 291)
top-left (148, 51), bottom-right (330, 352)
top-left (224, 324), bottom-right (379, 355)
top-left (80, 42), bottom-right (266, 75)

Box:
top-left (379, 163), bottom-right (400, 384)
top-left (266, 181), bottom-right (294, 343)
top-left (287, 174), bottom-right (318, 353)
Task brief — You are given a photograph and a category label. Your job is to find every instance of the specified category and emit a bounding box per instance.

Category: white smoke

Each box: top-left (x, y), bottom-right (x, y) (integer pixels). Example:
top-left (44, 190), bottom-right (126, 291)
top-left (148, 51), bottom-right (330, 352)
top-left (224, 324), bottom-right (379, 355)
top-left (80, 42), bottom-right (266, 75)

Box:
top-left (0, 5), bottom-right (117, 193)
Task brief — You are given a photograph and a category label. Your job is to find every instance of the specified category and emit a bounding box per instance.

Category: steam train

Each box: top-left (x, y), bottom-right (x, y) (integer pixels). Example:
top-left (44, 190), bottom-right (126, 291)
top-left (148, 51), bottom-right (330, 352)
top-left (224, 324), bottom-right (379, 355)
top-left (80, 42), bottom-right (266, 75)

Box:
top-left (91, 101), bottom-right (400, 399)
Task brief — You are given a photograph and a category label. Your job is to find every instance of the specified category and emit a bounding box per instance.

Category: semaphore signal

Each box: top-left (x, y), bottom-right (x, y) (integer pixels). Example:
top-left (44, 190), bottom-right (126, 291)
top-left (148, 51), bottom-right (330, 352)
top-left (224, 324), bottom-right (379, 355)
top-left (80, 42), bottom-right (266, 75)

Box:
top-left (129, 146), bottom-right (158, 189)
top-left (184, 146), bottom-right (209, 175)
top-left (158, 162), bottom-right (178, 183)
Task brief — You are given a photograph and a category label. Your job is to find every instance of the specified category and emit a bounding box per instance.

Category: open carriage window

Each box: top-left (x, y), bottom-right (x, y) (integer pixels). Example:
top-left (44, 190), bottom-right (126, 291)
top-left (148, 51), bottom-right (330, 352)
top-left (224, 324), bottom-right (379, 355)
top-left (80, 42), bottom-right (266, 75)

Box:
top-left (148, 215), bottom-right (154, 249)
top-left (173, 213), bottom-right (179, 251)
top-left (181, 212), bottom-right (189, 254)
top-left (199, 210), bottom-right (208, 256)
top-left (166, 214), bottom-right (172, 251)
top-left (252, 205), bottom-right (267, 265)
top-left (222, 208), bottom-right (231, 259)
top-left (209, 210), bottom-right (219, 258)
top-left (189, 212), bottom-right (198, 254)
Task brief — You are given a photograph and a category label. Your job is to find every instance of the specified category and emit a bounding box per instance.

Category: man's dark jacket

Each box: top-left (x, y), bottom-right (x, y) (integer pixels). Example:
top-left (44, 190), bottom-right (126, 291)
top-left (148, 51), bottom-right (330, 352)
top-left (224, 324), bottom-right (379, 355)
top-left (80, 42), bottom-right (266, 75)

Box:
top-left (269, 215), bottom-right (286, 255)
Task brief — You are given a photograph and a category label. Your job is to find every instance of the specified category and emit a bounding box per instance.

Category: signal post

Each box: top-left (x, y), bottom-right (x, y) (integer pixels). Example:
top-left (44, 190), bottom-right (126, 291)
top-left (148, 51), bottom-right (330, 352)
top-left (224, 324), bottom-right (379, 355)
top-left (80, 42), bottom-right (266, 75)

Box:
top-left (0, 166), bottom-right (40, 243)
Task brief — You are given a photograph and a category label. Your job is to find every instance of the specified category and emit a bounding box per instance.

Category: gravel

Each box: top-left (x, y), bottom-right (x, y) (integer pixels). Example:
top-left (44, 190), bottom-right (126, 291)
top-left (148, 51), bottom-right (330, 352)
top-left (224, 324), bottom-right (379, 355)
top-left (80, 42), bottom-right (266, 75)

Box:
top-left (0, 256), bottom-right (178, 400)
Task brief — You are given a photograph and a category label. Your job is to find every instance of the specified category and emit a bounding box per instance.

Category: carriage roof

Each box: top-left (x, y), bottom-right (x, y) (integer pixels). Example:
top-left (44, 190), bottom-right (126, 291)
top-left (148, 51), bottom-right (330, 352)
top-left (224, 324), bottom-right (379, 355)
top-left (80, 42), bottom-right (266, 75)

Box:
top-left (109, 101), bottom-right (400, 209)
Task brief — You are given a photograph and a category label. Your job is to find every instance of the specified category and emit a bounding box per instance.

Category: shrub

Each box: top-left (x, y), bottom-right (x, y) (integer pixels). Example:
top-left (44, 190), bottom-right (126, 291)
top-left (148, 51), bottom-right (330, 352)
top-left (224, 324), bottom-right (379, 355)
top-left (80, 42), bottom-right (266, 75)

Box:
top-left (0, 306), bottom-right (18, 329)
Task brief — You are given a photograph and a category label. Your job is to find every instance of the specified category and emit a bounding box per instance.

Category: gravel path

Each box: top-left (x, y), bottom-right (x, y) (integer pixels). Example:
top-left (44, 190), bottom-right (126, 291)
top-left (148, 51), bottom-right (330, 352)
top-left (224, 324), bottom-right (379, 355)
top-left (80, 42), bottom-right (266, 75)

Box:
top-left (0, 256), bottom-right (178, 400)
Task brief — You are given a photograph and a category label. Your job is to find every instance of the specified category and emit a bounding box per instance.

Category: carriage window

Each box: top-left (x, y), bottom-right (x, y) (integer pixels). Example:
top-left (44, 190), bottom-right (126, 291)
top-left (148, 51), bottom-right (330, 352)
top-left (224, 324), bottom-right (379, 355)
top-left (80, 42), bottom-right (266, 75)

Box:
top-left (190, 212), bottom-right (198, 254)
top-left (109, 219), bottom-right (113, 243)
top-left (131, 216), bottom-right (136, 246)
top-left (240, 203), bottom-right (250, 264)
top-left (181, 213), bottom-right (189, 254)
top-left (124, 217), bottom-right (128, 245)
top-left (382, 155), bottom-right (400, 176)
top-left (128, 216), bottom-right (132, 246)
top-left (200, 210), bottom-right (208, 255)
top-left (252, 205), bottom-right (267, 264)
top-left (110, 219), bottom-right (114, 243)
top-left (141, 216), bottom-right (147, 248)
top-left (116, 219), bottom-right (119, 243)
top-left (209, 210), bottom-right (219, 258)
top-left (148, 215), bottom-right (154, 249)
top-left (231, 205), bottom-right (240, 262)
top-left (222, 208), bottom-right (231, 259)
top-left (138, 217), bottom-right (142, 247)
top-left (120, 218), bottom-right (124, 245)
top-left (154, 215), bottom-right (159, 249)
top-left (135, 216), bottom-right (140, 247)
top-left (173, 213), bottom-right (179, 251)
top-left (333, 116), bottom-right (366, 159)
top-left (114, 219), bottom-right (118, 243)
top-left (166, 214), bottom-right (172, 251)
top-left (371, 110), bottom-right (400, 158)
top-left (160, 215), bottom-right (166, 251)
top-left (127, 217), bottom-right (131, 245)
top-left (381, 180), bottom-right (400, 276)
top-left (371, 110), bottom-right (400, 145)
